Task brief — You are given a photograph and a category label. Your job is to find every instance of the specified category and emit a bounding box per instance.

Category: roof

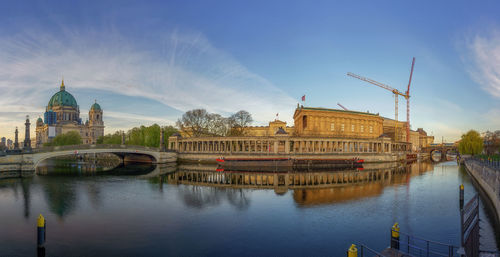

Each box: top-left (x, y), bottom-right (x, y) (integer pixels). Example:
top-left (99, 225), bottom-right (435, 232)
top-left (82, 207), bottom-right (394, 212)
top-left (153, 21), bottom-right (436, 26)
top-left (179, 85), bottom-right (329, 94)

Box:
top-left (90, 102), bottom-right (102, 111)
top-left (275, 127), bottom-right (288, 135)
top-left (47, 80), bottom-right (78, 109)
top-left (297, 107), bottom-right (379, 117)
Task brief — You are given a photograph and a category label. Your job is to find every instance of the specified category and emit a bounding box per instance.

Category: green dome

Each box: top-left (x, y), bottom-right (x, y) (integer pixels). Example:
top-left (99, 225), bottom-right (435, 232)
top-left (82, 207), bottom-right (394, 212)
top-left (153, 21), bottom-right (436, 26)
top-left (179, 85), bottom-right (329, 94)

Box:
top-left (90, 102), bottom-right (101, 111)
top-left (37, 117), bottom-right (43, 122)
top-left (47, 81), bottom-right (78, 109)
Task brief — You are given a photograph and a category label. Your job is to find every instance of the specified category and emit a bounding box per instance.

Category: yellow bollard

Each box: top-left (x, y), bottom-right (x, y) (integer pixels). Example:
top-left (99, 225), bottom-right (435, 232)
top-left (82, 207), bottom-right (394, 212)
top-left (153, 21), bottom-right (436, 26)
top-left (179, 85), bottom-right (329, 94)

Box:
top-left (459, 184), bottom-right (464, 210)
top-left (37, 214), bottom-right (46, 247)
top-left (391, 222), bottom-right (400, 250)
top-left (347, 244), bottom-right (358, 257)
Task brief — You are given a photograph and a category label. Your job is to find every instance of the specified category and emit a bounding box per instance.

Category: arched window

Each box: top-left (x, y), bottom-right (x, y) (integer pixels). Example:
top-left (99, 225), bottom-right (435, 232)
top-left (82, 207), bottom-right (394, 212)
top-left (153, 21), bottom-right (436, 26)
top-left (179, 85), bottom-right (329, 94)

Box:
top-left (97, 114), bottom-right (100, 120)
top-left (302, 115), bottom-right (307, 129)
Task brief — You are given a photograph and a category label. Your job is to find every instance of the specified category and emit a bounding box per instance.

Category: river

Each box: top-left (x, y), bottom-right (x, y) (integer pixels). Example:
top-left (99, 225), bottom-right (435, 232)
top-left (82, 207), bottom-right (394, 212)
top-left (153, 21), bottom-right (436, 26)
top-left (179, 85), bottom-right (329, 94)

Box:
top-left (0, 160), bottom-right (497, 256)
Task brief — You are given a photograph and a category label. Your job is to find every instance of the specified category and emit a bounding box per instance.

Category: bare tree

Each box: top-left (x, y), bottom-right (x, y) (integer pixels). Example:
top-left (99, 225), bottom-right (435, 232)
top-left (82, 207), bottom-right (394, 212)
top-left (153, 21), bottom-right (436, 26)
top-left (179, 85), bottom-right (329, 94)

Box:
top-left (176, 109), bottom-right (211, 137)
top-left (228, 110), bottom-right (253, 136)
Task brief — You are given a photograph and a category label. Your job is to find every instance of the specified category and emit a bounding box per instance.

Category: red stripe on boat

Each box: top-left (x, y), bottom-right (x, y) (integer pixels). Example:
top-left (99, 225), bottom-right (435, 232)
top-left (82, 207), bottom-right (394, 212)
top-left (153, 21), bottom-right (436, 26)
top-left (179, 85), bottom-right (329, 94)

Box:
top-left (216, 158), bottom-right (225, 162)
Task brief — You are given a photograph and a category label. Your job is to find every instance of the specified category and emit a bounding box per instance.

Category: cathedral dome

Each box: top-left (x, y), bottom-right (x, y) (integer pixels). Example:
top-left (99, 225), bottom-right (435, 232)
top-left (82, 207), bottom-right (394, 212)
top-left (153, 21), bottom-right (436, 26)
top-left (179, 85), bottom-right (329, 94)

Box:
top-left (47, 80), bottom-right (78, 109)
top-left (90, 102), bottom-right (101, 111)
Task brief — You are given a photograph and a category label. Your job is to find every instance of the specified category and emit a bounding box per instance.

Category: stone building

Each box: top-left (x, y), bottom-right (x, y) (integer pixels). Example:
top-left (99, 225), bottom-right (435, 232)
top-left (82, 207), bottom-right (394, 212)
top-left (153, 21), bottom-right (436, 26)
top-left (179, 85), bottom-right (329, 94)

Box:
top-left (176, 104), bottom-right (433, 152)
top-left (35, 80), bottom-right (104, 147)
top-left (246, 120), bottom-right (294, 136)
top-left (293, 106), bottom-right (384, 138)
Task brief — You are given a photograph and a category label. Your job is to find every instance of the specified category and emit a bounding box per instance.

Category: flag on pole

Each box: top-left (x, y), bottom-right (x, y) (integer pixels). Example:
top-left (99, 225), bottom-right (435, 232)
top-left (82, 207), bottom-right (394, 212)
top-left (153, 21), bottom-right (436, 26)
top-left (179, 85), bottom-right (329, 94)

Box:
top-left (301, 95), bottom-right (306, 101)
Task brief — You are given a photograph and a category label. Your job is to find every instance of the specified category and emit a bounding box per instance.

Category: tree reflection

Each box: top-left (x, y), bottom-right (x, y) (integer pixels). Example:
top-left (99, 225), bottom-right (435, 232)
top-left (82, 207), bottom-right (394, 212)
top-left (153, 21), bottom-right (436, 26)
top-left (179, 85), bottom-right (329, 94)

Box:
top-left (42, 179), bottom-right (77, 218)
top-left (177, 185), bottom-right (251, 210)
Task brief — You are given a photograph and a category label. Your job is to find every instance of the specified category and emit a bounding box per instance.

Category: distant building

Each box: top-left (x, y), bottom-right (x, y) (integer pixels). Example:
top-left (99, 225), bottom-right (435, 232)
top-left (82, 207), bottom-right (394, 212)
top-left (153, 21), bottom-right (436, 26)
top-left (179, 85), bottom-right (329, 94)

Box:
top-left (0, 137), bottom-right (5, 148)
top-left (6, 139), bottom-right (13, 149)
top-left (35, 80), bottom-right (104, 147)
top-left (246, 120), bottom-right (294, 136)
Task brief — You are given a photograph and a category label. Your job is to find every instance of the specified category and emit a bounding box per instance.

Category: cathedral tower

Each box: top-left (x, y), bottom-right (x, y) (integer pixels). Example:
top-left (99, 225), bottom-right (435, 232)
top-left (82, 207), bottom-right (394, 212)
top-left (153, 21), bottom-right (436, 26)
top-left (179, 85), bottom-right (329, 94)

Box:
top-left (88, 101), bottom-right (104, 144)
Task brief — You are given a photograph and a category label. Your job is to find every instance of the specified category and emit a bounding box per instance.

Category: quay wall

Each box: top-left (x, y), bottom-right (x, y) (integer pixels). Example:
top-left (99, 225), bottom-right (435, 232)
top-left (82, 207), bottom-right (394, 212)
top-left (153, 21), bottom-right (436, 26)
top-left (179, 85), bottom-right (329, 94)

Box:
top-left (464, 159), bottom-right (500, 223)
top-left (178, 152), bottom-right (406, 163)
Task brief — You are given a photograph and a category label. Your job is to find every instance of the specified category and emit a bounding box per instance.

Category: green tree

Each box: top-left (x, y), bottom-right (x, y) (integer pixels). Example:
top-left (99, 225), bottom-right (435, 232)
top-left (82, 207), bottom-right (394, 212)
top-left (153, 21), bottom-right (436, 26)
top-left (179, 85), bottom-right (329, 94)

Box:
top-left (48, 131), bottom-right (82, 146)
top-left (458, 130), bottom-right (483, 155)
top-left (163, 125), bottom-right (179, 146)
top-left (98, 131), bottom-right (123, 144)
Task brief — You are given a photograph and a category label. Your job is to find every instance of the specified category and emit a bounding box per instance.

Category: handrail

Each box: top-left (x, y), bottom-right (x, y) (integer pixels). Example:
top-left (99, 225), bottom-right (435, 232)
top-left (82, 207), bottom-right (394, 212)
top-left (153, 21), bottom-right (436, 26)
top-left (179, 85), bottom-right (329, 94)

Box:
top-left (357, 243), bottom-right (387, 257)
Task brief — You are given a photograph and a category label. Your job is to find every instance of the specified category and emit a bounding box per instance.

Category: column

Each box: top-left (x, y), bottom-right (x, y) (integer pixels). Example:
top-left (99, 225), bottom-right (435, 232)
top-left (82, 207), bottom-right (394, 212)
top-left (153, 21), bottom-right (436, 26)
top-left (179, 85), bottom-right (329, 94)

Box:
top-left (285, 140), bottom-right (290, 154)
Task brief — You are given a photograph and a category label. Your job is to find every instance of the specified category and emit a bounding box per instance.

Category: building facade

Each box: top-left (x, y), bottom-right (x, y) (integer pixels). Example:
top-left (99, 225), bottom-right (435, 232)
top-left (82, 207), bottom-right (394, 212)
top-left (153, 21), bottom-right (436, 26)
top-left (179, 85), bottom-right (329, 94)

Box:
top-left (246, 120), bottom-right (295, 136)
top-left (35, 80), bottom-right (104, 147)
top-left (293, 106), bottom-right (384, 138)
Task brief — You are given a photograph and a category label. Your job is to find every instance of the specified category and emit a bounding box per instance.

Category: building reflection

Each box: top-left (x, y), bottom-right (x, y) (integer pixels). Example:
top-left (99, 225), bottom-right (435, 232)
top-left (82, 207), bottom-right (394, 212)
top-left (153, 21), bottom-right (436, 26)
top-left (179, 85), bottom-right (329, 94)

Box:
top-left (162, 161), bottom-right (434, 207)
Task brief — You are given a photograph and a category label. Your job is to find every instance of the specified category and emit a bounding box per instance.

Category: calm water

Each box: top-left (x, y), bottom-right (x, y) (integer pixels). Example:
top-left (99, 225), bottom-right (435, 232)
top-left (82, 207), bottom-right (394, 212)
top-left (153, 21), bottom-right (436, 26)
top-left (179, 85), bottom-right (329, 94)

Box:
top-left (0, 160), bottom-right (498, 256)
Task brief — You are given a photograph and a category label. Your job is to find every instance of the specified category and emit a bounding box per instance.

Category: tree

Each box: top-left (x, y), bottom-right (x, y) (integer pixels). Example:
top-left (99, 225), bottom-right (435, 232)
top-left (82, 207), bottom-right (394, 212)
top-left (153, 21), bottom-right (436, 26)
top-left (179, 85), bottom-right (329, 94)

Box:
top-left (97, 131), bottom-right (123, 144)
top-left (163, 125), bottom-right (179, 146)
top-left (176, 109), bottom-right (211, 137)
top-left (458, 130), bottom-right (483, 155)
top-left (48, 131), bottom-right (82, 146)
top-left (228, 110), bottom-right (253, 136)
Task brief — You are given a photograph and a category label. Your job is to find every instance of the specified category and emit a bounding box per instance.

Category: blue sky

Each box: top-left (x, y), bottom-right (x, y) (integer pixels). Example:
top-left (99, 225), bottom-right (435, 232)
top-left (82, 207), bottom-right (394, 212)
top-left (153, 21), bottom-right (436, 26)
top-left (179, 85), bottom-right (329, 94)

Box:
top-left (1, 0), bottom-right (500, 142)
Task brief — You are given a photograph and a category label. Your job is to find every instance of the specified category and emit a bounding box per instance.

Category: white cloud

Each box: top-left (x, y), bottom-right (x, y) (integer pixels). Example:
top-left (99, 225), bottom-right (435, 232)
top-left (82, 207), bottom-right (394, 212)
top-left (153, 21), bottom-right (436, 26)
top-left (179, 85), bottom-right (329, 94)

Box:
top-left (464, 30), bottom-right (500, 98)
top-left (0, 27), bottom-right (296, 137)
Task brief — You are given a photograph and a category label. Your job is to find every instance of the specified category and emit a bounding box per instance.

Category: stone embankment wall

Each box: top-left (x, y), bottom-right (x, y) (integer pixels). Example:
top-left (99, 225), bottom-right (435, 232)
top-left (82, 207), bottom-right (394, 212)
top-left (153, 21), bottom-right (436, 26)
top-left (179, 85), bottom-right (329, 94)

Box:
top-left (178, 152), bottom-right (406, 163)
top-left (464, 159), bottom-right (500, 223)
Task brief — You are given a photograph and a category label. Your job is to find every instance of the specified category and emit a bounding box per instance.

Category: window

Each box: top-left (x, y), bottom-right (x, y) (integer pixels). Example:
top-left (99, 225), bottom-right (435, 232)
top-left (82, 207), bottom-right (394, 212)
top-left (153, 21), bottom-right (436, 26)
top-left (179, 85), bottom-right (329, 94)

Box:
top-left (360, 125), bottom-right (364, 133)
top-left (302, 116), bottom-right (307, 129)
top-left (351, 124), bottom-right (355, 132)
top-left (330, 123), bottom-right (335, 131)
top-left (341, 124), bottom-right (345, 132)
top-left (369, 126), bottom-right (373, 134)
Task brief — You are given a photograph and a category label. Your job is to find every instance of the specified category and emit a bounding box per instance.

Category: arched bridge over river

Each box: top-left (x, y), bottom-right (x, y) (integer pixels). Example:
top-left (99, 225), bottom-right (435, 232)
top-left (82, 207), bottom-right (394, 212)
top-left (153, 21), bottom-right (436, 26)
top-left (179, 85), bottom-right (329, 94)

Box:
top-left (0, 144), bottom-right (177, 175)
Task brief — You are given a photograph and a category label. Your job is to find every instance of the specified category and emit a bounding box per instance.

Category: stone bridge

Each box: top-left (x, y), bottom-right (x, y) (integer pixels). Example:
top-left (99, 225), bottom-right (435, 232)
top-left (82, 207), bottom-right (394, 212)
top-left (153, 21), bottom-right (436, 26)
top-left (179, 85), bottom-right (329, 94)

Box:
top-left (0, 144), bottom-right (177, 175)
top-left (421, 144), bottom-right (458, 161)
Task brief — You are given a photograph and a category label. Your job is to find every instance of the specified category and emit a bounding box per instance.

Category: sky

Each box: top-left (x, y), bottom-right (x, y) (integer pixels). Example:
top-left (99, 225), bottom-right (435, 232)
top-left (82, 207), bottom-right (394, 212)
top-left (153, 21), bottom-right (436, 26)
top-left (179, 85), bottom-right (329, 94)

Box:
top-left (1, 0), bottom-right (500, 142)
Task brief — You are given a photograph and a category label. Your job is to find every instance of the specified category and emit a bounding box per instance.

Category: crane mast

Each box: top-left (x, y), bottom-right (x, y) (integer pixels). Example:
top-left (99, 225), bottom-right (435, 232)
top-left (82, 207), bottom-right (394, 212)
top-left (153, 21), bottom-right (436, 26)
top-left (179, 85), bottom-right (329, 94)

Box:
top-left (347, 57), bottom-right (415, 144)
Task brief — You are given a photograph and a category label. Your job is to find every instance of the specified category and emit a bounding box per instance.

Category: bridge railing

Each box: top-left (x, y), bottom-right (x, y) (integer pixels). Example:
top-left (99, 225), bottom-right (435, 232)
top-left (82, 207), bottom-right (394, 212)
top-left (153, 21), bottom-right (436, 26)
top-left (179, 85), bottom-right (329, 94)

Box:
top-left (30, 144), bottom-right (169, 154)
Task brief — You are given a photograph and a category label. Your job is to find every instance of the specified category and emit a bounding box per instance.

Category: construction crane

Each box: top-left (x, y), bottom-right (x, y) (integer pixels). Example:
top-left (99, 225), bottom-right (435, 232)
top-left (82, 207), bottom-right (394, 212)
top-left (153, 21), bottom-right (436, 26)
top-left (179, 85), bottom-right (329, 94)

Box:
top-left (347, 57), bottom-right (415, 143)
top-left (337, 103), bottom-right (349, 111)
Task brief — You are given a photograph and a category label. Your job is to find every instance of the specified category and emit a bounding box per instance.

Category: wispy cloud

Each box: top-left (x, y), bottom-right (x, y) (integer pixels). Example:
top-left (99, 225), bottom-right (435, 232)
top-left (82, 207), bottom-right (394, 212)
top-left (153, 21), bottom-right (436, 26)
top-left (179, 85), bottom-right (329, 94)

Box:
top-left (0, 27), bottom-right (296, 137)
top-left (463, 29), bottom-right (500, 98)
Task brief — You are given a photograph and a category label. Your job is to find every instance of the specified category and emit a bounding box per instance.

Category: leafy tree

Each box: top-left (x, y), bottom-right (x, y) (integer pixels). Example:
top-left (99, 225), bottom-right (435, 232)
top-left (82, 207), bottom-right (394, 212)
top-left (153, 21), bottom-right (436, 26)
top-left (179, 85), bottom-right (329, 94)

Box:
top-left (163, 125), bottom-right (179, 146)
top-left (458, 130), bottom-right (483, 155)
top-left (98, 131), bottom-right (123, 144)
top-left (48, 131), bottom-right (82, 146)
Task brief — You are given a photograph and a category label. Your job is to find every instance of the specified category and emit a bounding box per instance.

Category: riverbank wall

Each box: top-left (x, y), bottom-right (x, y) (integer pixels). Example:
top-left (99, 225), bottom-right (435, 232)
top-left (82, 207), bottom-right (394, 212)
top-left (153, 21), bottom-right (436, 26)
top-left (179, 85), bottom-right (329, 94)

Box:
top-left (178, 152), bottom-right (407, 164)
top-left (464, 159), bottom-right (500, 223)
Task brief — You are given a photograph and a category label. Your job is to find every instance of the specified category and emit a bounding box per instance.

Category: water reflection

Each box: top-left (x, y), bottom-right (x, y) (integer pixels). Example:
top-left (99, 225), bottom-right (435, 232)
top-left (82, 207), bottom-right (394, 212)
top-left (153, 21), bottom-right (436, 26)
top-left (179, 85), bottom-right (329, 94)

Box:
top-left (0, 159), bottom-right (498, 256)
top-left (161, 161), bottom-right (434, 206)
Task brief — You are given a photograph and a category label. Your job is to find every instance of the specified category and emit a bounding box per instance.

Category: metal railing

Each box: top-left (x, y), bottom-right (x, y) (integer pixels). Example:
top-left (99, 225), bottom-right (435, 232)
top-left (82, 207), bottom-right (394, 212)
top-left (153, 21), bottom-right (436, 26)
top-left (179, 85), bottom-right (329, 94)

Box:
top-left (354, 243), bottom-right (387, 257)
top-left (391, 228), bottom-right (458, 257)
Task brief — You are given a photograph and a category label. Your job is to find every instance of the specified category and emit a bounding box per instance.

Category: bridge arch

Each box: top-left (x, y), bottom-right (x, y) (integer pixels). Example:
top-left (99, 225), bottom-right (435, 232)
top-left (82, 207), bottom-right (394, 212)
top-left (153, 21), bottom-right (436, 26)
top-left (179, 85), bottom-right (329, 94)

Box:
top-left (32, 147), bottom-right (161, 169)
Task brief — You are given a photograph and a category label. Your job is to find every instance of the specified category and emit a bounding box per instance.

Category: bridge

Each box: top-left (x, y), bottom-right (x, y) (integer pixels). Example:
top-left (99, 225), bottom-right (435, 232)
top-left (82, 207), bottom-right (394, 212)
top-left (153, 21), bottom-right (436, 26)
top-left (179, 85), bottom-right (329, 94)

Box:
top-left (0, 144), bottom-right (177, 176)
top-left (421, 144), bottom-right (458, 161)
